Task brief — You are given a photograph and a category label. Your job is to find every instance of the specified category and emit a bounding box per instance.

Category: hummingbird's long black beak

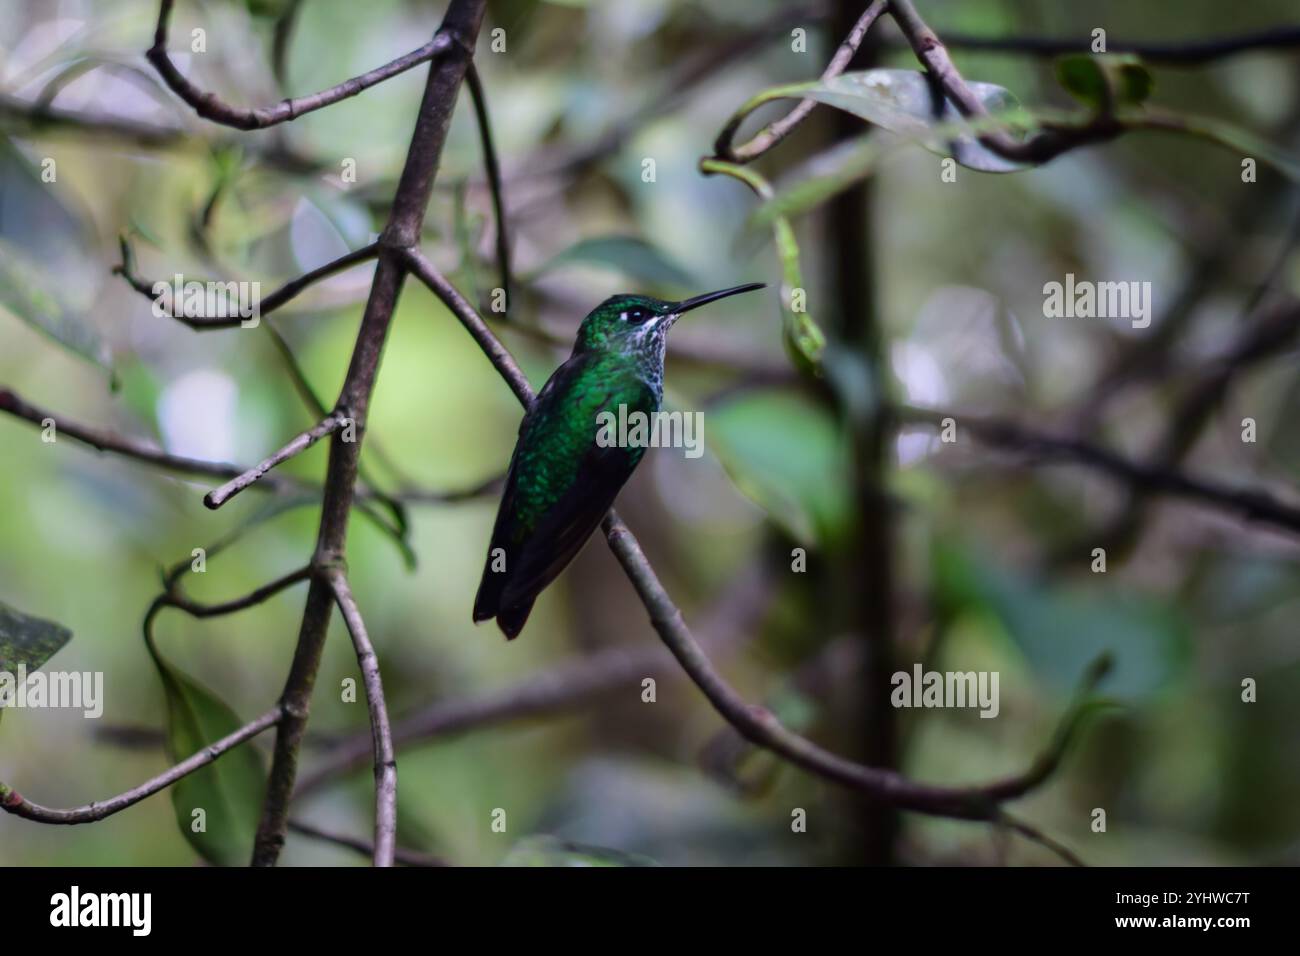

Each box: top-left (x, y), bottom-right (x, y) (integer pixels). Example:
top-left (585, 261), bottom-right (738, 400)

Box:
top-left (673, 282), bottom-right (766, 315)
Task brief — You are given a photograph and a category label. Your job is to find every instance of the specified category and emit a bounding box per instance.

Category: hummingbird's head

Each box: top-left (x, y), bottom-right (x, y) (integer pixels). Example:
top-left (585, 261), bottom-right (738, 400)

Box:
top-left (573, 283), bottom-right (765, 358)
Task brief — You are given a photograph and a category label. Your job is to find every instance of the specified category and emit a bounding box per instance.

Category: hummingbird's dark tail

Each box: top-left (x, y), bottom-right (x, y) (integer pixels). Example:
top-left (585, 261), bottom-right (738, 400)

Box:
top-left (494, 598), bottom-right (535, 641)
top-left (473, 565), bottom-right (533, 640)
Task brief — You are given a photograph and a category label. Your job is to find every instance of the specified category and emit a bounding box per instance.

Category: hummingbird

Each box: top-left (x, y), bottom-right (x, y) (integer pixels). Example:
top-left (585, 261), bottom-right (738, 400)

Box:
top-left (473, 282), bottom-right (766, 639)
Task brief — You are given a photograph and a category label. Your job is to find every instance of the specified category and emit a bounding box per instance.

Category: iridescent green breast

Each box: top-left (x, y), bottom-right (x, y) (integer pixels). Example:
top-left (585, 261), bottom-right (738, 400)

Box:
top-left (508, 350), bottom-right (658, 538)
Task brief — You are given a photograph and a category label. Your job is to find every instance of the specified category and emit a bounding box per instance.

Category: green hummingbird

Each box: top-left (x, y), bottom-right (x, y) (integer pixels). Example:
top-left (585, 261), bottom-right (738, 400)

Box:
top-left (473, 282), bottom-right (766, 639)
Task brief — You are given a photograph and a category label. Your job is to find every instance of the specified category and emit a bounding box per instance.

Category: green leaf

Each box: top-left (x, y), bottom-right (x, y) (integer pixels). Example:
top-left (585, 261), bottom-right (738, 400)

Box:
top-left (0, 603), bottom-right (73, 724)
top-left (146, 625), bottom-right (265, 866)
top-left (532, 235), bottom-right (697, 289)
top-left (1056, 54), bottom-right (1153, 110)
top-left (0, 239), bottom-right (109, 372)
top-left (0, 602), bottom-right (72, 676)
top-left (0, 138), bottom-right (111, 374)
top-left (708, 390), bottom-right (851, 546)
top-left (796, 69), bottom-right (1028, 173)
top-left (933, 541), bottom-right (1189, 701)
top-left (500, 835), bottom-right (657, 867)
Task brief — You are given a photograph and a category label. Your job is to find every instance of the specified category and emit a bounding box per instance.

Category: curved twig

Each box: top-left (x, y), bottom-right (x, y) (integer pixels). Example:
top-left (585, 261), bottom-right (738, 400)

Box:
top-left (324, 570), bottom-right (397, 868)
top-left (719, 0), bottom-right (889, 162)
top-left (146, 0), bottom-right (454, 131)
top-left (115, 237), bottom-right (379, 330)
top-left (0, 386), bottom-right (304, 492)
top-left (464, 62), bottom-right (511, 310)
top-left (898, 404), bottom-right (1300, 536)
top-left (0, 707), bottom-right (283, 824)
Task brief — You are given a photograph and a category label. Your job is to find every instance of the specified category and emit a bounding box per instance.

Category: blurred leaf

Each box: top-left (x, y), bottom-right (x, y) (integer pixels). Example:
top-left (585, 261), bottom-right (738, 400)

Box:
top-left (1268, 371), bottom-right (1300, 473)
top-left (246, 0), bottom-right (294, 17)
top-left (0, 603), bottom-right (73, 724)
top-left (533, 235), bottom-right (696, 289)
top-left (0, 240), bottom-right (108, 371)
top-left (0, 138), bottom-right (110, 373)
top-left (793, 69), bottom-right (1028, 173)
top-left (501, 835), bottom-right (657, 867)
top-left (1055, 54), bottom-right (1153, 110)
top-left (709, 390), bottom-right (851, 546)
top-left (146, 628), bottom-right (265, 866)
top-left (934, 542), bottom-right (1189, 700)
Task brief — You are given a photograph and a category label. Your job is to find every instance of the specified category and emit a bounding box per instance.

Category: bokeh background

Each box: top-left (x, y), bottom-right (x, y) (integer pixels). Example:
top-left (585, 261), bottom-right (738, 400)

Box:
top-left (1, 0), bottom-right (1298, 866)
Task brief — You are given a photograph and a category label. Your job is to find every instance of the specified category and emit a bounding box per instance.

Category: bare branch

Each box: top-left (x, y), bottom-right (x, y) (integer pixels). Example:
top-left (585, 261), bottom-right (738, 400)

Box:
top-left (0, 707), bottom-right (282, 825)
top-left (147, 0), bottom-right (454, 131)
top-left (325, 570), bottom-right (396, 868)
top-left (464, 63), bottom-right (511, 309)
top-left (997, 812), bottom-right (1086, 867)
top-left (886, 0), bottom-right (1123, 165)
top-left (601, 511), bottom-right (1103, 819)
top-left (906, 24), bottom-right (1300, 64)
top-left (115, 237), bottom-right (379, 330)
top-left (295, 559), bottom-right (773, 795)
top-left (204, 413), bottom-right (346, 510)
top-left (0, 93), bottom-right (322, 172)
top-left (719, 0), bottom-right (889, 162)
top-left (162, 566), bottom-right (314, 618)
top-left (898, 404), bottom-right (1300, 536)
top-left (251, 0), bottom-right (488, 867)
top-left (0, 386), bottom-right (305, 493)
top-left (287, 819), bottom-right (446, 867)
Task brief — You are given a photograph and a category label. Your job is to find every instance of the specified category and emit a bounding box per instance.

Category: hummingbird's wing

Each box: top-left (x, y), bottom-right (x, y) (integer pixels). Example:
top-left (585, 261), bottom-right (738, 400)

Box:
top-left (473, 351), bottom-right (655, 638)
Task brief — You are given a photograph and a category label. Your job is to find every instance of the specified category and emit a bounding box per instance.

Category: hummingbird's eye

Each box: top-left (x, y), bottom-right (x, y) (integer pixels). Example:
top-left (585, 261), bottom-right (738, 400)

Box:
top-left (622, 307), bottom-right (650, 324)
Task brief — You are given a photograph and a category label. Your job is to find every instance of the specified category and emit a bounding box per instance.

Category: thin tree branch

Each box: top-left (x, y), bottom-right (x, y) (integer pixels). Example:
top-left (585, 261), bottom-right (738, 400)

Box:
top-left (325, 570), bottom-right (396, 868)
top-left (898, 404), bottom-right (1300, 536)
top-left (287, 819), bottom-right (446, 867)
top-left (720, 0), bottom-right (889, 162)
top-left (514, 3), bottom-right (820, 181)
top-left (464, 62), bottom-right (511, 310)
top-left (250, 0), bottom-right (488, 867)
top-left (997, 812), bottom-right (1086, 867)
top-left (295, 559), bottom-right (774, 795)
top-left (0, 706), bottom-right (282, 825)
top-left (906, 24), bottom-right (1300, 64)
top-left (146, 0), bottom-right (455, 131)
top-left (601, 511), bottom-right (1102, 818)
top-left (115, 237), bottom-right (379, 330)
top-left (0, 386), bottom-right (304, 492)
top-left (886, 0), bottom-right (1124, 165)
top-left (203, 413), bottom-right (345, 509)
top-left (161, 566), bottom-right (314, 618)
top-left (1057, 295), bottom-right (1300, 564)
top-left (0, 93), bottom-right (322, 172)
